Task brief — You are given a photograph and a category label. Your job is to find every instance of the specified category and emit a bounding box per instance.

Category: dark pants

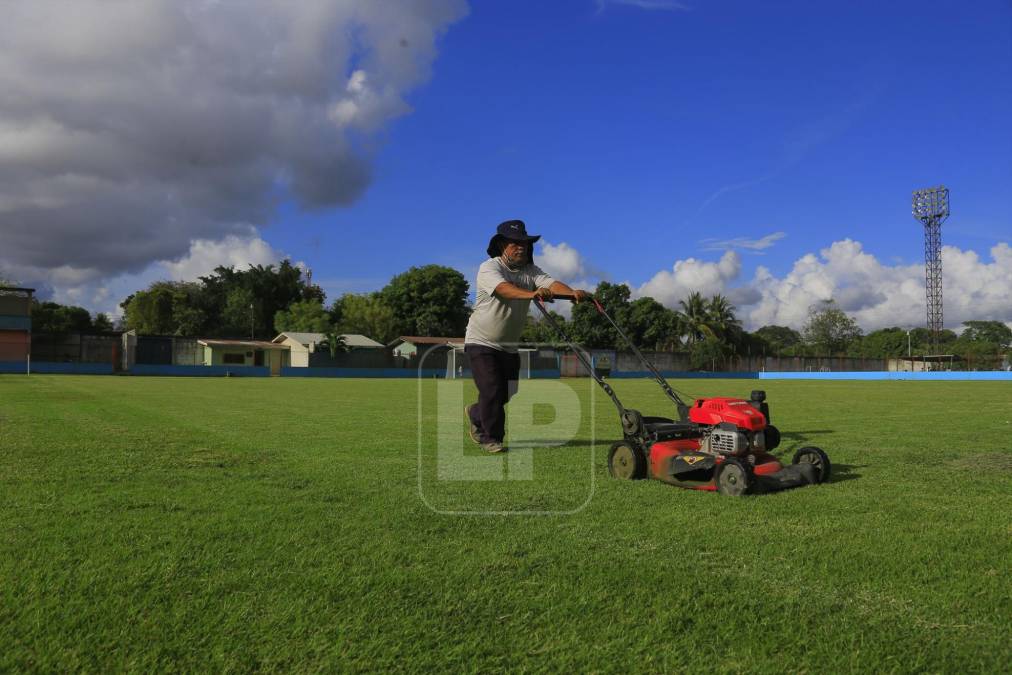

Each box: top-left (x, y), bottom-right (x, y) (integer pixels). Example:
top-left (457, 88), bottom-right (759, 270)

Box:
top-left (465, 344), bottom-right (520, 444)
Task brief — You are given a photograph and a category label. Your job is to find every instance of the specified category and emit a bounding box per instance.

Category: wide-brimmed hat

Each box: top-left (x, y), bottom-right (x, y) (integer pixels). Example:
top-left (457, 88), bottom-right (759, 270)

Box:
top-left (486, 219), bottom-right (541, 258)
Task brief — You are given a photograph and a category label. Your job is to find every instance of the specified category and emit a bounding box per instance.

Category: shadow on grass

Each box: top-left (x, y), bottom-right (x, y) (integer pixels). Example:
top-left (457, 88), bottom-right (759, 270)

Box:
top-left (514, 439), bottom-right (601, 449)
top-left (827, 463), bottom-right (864, 484)
top-left (779, 429), bottom-right (835, 443)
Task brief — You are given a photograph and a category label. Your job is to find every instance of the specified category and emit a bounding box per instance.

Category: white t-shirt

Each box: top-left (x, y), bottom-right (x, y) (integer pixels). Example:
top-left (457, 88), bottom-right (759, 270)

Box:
top-left (464, 257), bottom-right (556, 352)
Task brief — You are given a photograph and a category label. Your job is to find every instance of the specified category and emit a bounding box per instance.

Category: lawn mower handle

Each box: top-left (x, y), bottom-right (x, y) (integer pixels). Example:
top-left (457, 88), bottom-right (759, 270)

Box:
top-left (553, 295), bottom-right (690, 421)
top-left (532, 295), bottom-right (690, 422)
top-left (532, 296), bottom-right (627, 418)
top-left (537, 291), bottom-right (593, 303)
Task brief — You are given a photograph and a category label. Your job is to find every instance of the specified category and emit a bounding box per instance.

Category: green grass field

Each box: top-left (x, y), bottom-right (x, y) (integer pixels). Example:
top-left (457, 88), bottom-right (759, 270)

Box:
top-left (1, 375), bottom-right (1010, 672)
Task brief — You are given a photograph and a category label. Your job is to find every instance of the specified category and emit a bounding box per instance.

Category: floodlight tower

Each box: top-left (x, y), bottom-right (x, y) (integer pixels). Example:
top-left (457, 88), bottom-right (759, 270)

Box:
top-left (911, 185), bottom-right (950, 354)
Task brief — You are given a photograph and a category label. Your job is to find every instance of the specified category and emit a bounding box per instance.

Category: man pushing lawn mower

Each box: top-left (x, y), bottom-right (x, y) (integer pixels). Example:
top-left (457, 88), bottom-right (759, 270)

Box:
top-left (464, 220), bottom-right (590, 454)
top-left (463, 219), bottom-right (831, 495)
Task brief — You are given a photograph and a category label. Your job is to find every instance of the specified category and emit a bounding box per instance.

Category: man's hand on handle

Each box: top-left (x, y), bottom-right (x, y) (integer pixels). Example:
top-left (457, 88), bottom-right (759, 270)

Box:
top-left (532, 287), bottom-right (554, 301)
top-left (532, 288), bottom-right (592, 303)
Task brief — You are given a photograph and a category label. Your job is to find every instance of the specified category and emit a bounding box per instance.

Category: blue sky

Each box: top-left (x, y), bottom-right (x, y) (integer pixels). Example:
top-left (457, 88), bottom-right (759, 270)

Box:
top-left (282, 0), bottom-right (1011, 295)
top-left (1, 0), bottom-right (1009, 330)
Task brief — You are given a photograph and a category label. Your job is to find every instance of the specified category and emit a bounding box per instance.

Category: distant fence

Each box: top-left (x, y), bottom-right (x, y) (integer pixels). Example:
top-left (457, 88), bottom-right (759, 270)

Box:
top-left (133, 335), bottom-right (202, 367)
top-left (557, 350), bottom-right (888, 377)
top-left (3, 335), bottom-right (1007, 379)
top-left (30, 333), bottom-right (121, 366)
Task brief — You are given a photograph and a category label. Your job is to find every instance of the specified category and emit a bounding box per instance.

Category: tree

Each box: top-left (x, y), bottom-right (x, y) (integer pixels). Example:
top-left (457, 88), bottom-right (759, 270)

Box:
top-left (907, 327), bottom-right (957, 354)
top-left (92, 313), bottom-right (114, 332)
top-left (753, 325), bottom-right (802, 354)
top-left (378, 265), bottom-right (470, 337)
top-left (802, 300), bottom-right (862, 355)
top-left (222, 287), bottom-right (257, 338)
top-left (334, 293), bottom-right (399, 344)
top-left (625, 297), bottom-right (679, 351)
top-left (273, 299), bottom-right (333, 333)
top-left (959, 321), bottom-right (1012, 349)
top-left (706, 294), bottom-right (743, 347)
top-left (854, 327), bottom-right (907, 358)
top-left (122, 281), bottom-right (204, 335)
top-left (31, 301), bottom-right (94, 333)
top-left (689, 337), bottom-right (728, 371)
top-left (200, 260), bottom-right (325, 339)
top-left (676, 291), bottom-right (714, 346)
top-left (169, 283), bottom-right (207, 336)
top-left (319, 332), bottom-right (348, 358)
top-left (569, 282), bottom-right (632, 348)
top-left (521, 311), bottom-right (568, 344)
top-left (123, 284), bottom-right (176, 334)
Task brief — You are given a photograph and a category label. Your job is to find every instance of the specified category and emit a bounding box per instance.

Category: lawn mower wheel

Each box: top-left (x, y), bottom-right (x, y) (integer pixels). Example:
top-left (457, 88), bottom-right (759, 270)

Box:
top-left (715, 458), bottom-right (752, 496)
top-left (608, 441), bottom-right (646, 480)
top-left (792, 446), bottom-right (831, 484)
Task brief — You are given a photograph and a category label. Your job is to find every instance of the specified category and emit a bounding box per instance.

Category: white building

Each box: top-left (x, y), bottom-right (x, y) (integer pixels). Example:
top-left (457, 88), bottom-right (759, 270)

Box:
top-left (271, 332), bottom-right (384, 367)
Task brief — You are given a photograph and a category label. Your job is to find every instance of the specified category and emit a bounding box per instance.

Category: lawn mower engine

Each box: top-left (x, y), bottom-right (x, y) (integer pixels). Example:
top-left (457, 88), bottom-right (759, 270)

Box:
top-left (610, 390), bottom-right (832, 496)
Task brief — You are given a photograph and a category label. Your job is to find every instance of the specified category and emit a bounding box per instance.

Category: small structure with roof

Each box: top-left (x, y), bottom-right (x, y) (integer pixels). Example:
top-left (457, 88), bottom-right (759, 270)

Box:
top-left (198, 338), bottom-right (290, 375)
top-left (388, 336), bottom-right (465, 360)
top-left (272, 332), bottom-right (384, 367)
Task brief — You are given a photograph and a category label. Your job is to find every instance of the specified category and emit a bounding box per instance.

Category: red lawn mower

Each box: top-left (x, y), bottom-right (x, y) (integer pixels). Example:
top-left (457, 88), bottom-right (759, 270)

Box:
top-left (535, 295), bottom-right (831, 496)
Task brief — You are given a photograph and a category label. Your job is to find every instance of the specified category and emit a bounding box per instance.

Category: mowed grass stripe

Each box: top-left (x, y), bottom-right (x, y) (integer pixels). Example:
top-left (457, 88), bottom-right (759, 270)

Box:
top-left (0, 375), bottom-right (1009, 672)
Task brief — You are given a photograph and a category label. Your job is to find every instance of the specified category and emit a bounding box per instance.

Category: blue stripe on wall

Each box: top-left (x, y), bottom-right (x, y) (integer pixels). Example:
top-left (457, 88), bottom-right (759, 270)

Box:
top-left (0, 316), bottom-right (31, 330)
top-left (281, 367), bottom-right (446, 378)
top-left (759, 371), bottom-right (1012, 381)
top-left (608, 371), bottom-right (759, 379)
top-left (0, 361), bottom-right (113, 375)
top-left (131, 364), bottom-right (269, 377)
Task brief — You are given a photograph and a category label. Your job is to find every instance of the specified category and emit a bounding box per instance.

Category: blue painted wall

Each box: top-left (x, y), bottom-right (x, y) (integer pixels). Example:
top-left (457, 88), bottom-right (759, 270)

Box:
top-left (131, 364), bottom-right (269, 377)
top-left (0, 316), bottom-right (31, 330)
top-left (0, 361), bottom-right (113, 375)
top-left (609, 371), bottom-right (759, 379)
top-left (281, 367), bottom-right (445, 378)
top-left (758, 371), bottom-right (1012, 381)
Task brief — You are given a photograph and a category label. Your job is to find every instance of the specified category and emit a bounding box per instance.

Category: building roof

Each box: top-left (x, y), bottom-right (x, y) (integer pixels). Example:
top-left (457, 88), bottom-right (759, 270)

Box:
top-left (0, 287), bottom-right (36, 296)
top-left (272, 331), bottom-right (325, 345)
top-left (341, 334), bottom-right (385, 348)
top-left (271, 332), bottom-right (384, 348)
top-left (388, 336), bottom-right (466, 348)
top-left (198, 339), bottom-right (290, 350)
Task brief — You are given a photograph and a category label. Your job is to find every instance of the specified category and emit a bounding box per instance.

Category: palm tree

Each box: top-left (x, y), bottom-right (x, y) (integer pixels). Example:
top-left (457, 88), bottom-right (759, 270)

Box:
top-left (706, 294), bottom-right (743, 346)
top-left (677, 291), bottom-right (714, 346)
top-left (320, 332), bottom-right (348, 358)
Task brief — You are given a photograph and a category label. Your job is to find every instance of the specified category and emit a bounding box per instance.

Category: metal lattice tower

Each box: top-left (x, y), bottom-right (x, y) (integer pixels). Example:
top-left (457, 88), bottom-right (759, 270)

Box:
top-left (911, 186), bottom-right (949, 352)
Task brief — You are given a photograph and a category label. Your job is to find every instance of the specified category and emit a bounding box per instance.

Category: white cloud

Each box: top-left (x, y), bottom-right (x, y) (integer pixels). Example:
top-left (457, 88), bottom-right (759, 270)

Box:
top-left (536, 240), bottom-right (604, 282)
top-left (742, 240), bottom-right (1012, 331)
top-left (556, 238), bottom-right (1012, 332)
top-left (22, 231), bottom-right (290, 319)
top-left (160, 231), bottom-right (283, 281)
top-left (0, 0), bottom-right (468, 287)
top-left (532, 240), bottom-right (605, 319)
top-left (635, 250), bottom-right (742, 307)
top-left (699, 231), bottom-right (786, 253)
